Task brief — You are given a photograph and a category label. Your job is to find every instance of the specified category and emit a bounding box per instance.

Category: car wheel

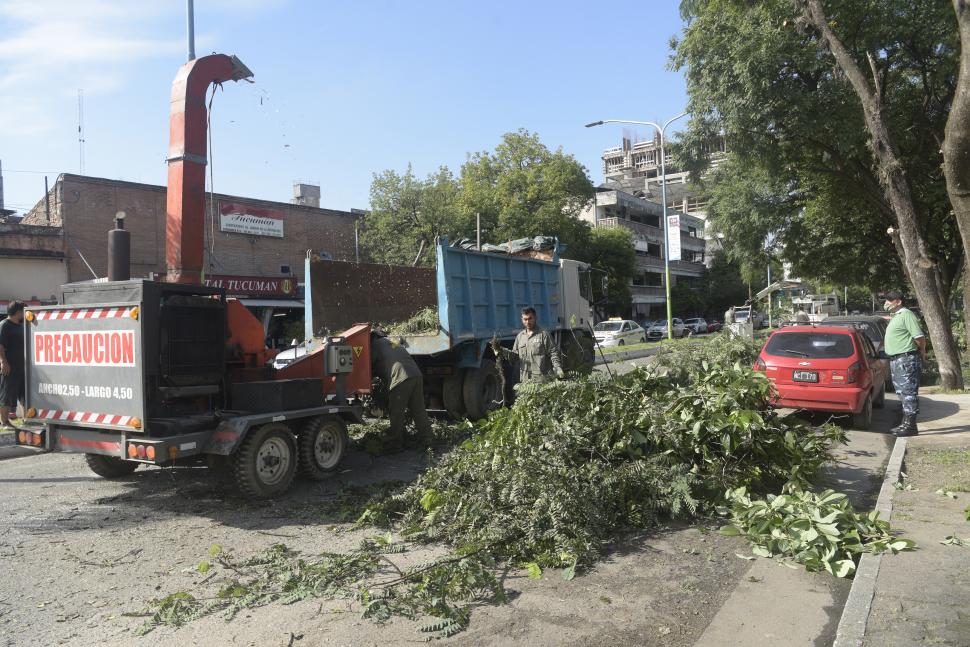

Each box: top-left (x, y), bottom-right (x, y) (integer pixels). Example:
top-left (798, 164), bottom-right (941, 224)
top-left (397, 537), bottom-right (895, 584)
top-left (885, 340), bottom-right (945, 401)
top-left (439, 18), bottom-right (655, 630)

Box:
top-left (873, 379), bottom-right (886, 409)
top-left (852, 393), bottom-right (873, 430)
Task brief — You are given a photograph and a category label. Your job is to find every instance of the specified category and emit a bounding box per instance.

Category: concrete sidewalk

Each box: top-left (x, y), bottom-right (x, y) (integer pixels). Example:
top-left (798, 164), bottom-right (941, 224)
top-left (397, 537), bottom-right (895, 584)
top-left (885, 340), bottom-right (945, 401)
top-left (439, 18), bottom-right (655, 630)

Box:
top-left (859, 393), bottom-right (970, 647)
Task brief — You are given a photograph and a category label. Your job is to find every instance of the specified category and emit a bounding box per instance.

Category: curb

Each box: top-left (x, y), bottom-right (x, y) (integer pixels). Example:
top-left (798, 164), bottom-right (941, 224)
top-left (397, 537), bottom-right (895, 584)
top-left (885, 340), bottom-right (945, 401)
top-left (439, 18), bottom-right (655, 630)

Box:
top-left (593, 347), bottom-right (658, 365)
top-left (0, 433), bottom-right (15, 446)
top-left (832, 435), bottom-right (908, 647)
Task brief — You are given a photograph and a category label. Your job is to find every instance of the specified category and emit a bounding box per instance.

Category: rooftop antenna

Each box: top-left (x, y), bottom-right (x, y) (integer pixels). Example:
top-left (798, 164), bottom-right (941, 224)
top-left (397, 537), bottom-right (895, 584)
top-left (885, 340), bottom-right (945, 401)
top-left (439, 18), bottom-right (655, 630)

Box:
top-left (186, 0), bottom-right (196, 60)
top-left (77, 89), bottom-right (85, 175)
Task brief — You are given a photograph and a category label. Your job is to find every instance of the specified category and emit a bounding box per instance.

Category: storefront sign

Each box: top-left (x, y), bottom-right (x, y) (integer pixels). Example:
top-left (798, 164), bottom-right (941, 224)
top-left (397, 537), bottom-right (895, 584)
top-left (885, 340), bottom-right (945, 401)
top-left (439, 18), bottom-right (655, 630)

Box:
top-left (219, 202), bottom-right (284, 238)
top-left (203, 274), bottom-right (296, 297)
top-left (667, 215), bottom-right (682, 261)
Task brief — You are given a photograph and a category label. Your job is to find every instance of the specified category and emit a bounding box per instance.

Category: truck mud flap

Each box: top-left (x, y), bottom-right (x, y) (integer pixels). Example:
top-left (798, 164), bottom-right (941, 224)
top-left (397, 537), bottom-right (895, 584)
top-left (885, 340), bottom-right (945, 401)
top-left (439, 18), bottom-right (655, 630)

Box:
top-left (52, 427), bottom-right (125, 458)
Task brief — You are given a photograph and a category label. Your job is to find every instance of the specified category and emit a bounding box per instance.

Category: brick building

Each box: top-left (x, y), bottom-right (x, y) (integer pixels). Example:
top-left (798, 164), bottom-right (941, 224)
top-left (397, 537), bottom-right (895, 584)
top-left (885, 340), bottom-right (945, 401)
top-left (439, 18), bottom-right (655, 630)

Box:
top-left (22, 174), bottom-right (359, 285)
top-left (20, 174), bottom-right (361, 346)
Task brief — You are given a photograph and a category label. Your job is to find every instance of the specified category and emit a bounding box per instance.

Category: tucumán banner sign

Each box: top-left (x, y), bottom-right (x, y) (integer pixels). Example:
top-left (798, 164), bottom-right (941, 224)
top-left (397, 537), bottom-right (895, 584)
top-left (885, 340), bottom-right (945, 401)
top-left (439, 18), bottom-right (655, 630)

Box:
top-left (666, 215), bottom-right (682, 261)
top-left (219, 201), bottom-right (284, 238)
top-left (203, 275), bottom-right (297, 297)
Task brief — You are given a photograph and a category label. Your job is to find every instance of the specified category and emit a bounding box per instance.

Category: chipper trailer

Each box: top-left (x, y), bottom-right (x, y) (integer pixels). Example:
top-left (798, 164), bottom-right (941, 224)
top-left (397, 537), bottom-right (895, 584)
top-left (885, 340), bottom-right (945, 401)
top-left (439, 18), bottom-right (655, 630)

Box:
top-left (14, 53), bottom-right (375, 499)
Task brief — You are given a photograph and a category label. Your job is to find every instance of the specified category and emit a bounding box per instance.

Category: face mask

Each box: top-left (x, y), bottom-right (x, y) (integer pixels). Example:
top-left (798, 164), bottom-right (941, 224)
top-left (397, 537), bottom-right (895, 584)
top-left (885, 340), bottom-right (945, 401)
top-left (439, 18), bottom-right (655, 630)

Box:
top-left (884, 300), bottom-right (899, 312)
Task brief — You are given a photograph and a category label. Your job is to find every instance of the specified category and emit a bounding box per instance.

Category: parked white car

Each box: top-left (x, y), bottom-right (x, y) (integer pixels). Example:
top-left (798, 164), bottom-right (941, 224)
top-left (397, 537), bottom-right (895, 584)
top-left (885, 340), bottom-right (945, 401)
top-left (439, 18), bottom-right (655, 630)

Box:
top-left (272, 342), bottom-right (308, 370)
top-left (647, 318), bottom-right (687, 340)
top-left (593, 319), bottom-right (646, 347)
top-left (683, 318), bottom-right (708, 335)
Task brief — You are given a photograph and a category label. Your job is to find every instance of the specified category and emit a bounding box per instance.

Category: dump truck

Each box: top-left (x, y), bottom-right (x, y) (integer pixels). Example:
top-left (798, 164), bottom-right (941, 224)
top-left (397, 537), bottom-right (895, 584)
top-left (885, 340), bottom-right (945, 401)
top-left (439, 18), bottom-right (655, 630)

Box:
top-left (303, 237), bottom-right (596, 421)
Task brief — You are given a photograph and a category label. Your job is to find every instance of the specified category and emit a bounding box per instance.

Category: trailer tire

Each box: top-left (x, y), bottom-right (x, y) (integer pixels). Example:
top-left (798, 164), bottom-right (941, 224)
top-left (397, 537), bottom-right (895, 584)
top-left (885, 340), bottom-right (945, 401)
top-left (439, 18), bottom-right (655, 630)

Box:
top-left (442, 371), bottom-right (466, 420)
top-left (298, 415), bottom-right (347, 480)
top-left (232, 423), bottom-right (297, 499)
top-left (462, 359), bottom-right (503, 421)
top-left (85, 454), bottom-right (139, 479)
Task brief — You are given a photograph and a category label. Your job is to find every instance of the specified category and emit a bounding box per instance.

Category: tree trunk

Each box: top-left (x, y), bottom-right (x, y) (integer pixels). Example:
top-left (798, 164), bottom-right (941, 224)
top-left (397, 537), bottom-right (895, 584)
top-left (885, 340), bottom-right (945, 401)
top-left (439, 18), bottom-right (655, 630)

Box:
top-left (799, 0), bottom-right (964, 389)
top-left (964, 261), bottom-right (970, 356)
top-left (945, 0), bottom-right (970, 364)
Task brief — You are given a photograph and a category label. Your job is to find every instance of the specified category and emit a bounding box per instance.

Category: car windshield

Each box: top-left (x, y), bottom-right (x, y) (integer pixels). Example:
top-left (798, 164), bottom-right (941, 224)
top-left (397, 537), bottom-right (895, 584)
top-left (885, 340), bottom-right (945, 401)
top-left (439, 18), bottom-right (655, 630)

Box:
top-left (595, 322), bottom-right (623, 332)
top-left (764, 332), bottom-right (855, 359)
top-left (735, 311), bottom-right (749, 321)
top-left (825, 321), bottom-right (882, 345)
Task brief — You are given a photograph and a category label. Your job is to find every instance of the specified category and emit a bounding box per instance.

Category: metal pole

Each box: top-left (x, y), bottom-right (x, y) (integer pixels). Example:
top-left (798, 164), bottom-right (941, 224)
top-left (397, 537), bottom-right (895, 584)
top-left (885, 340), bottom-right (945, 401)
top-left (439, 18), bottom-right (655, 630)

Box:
top-left (660, 133), bottom-right (673, 340)
top-left (767, 259), bottom-right (772, 328)
top-left (476, 212), bottom-right (481, 250)
top-left (44, 175), bottom-right (51, 225)
top-left (186, 0), bottom-right (196, 61)
top-left (354, 219), bottom-right (360, 263)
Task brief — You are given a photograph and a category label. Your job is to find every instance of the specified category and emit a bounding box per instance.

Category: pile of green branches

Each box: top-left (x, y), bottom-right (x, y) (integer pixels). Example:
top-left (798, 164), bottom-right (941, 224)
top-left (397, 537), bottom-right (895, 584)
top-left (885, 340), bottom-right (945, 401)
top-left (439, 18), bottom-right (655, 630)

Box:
top-left (383, 306), bottom-right (439, 336)
top-left (366, 335), bottom-right (844, 570)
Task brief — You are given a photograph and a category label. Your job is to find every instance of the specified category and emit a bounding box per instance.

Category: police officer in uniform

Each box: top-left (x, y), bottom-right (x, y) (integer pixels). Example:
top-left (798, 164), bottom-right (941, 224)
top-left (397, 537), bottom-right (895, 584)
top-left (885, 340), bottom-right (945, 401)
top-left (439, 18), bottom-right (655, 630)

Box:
top-left (370, 332), bottom-right (433, 447)
top-left (492, 306), bottom-right (564, 386)
top-left (883, 291), bottom-right (926, 437)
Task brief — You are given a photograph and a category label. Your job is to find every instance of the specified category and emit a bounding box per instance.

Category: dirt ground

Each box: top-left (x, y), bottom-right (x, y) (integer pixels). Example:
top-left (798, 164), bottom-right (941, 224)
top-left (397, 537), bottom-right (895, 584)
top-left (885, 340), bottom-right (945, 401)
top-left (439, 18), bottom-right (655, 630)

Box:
top-left (0, 443), bottom-right (752, 647)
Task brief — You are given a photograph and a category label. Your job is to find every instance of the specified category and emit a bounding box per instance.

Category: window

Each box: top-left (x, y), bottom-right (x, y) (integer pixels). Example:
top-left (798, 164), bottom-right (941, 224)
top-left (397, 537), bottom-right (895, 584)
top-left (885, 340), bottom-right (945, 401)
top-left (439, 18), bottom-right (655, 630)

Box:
top-left (605, 156), bottom-right (624, 173)
top-left (644, 272), bottom-right (663, 287)
top-left (280, 264), bottom-right (292, 274)
top-left (764, 332), bottom-right (855, 359)
top-left (687, 227), bottom-right (697, 238)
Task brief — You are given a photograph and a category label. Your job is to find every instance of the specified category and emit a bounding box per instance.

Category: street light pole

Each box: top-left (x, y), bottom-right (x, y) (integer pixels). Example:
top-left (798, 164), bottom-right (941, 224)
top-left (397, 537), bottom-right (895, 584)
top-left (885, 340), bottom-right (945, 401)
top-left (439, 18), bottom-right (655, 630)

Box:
top-left (586, 113), bottom-right (687, 339)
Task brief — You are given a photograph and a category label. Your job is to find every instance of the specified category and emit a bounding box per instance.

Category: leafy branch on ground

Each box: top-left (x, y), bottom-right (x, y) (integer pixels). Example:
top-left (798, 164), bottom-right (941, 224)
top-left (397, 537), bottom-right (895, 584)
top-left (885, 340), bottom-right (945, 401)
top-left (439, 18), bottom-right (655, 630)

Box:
top-left (719, 487), bottom-right (915, 578)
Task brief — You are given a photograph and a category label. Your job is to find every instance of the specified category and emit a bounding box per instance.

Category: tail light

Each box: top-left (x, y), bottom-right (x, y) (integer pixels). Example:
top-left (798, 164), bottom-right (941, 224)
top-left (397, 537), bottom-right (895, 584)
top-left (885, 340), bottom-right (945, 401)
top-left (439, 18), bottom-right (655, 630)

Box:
top-left (846, 362), bottom-right (859, 384)
top-left (753, 357), bottom-right (766, 371)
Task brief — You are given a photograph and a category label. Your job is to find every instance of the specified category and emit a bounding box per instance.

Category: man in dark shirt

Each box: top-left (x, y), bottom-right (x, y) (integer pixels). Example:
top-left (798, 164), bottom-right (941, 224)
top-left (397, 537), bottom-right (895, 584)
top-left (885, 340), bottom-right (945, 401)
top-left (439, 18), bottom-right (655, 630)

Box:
top-left (0, 301), bottom-right (26, 428)
top-left (370, 332), bottom-right (432, 446)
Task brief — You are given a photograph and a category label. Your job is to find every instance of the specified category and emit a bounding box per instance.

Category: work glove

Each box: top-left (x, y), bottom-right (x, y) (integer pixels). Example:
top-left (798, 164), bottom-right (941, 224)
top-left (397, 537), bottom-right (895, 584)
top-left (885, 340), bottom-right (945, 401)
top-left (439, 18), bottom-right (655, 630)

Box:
top-left (490, 334), bottom-right (501, 353)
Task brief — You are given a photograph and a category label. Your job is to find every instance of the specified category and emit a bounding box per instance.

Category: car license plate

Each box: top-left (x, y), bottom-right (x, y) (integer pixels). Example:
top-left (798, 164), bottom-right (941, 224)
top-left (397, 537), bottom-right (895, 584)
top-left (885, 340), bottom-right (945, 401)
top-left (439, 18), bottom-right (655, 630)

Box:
top-left (793, 370), bottom-right (818, 383)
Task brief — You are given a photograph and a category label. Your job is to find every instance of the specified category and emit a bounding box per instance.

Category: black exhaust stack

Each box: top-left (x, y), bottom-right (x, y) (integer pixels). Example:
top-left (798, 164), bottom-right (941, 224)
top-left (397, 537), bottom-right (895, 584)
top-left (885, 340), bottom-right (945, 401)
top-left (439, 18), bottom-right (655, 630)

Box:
top-left (108, 211), bottom-right (131, 281)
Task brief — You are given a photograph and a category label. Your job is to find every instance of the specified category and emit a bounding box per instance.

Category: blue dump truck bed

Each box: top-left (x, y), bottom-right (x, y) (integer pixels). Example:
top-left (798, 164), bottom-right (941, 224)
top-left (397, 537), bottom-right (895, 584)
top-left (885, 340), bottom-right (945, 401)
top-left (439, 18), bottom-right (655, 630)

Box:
top-left (401, 239), bottom-right (563, 358)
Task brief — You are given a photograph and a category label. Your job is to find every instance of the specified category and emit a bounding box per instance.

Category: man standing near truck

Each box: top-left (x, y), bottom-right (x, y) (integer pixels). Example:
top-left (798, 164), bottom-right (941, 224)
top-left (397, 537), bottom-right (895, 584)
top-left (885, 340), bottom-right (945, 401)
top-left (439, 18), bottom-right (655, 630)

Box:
top-left (370, 332), bottom-right (433, 448)
top-left (0, 301), bottom-right (26, 429)
top-left (492, 306), bottom-right (564, 386)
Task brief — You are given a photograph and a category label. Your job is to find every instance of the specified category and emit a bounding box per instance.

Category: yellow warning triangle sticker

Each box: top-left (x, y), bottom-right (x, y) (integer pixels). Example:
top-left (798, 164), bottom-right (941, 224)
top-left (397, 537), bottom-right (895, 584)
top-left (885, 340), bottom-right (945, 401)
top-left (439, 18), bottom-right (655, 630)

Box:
top-left (353, 345), bottom-right (363, 358)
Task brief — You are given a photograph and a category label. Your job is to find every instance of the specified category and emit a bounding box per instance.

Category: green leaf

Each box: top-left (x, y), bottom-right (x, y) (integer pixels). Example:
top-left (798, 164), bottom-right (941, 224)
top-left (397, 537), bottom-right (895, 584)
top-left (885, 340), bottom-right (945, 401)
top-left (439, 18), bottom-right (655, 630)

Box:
top-left (935, 488), bottom-right (958, 499)
top-left (751, 545), bottom-right (772, 558)
top-left (420, 489), bottom-right (442, 512)
top-left (525, 563), bottom-right (542, 580)
top-left (207, 544), bottom-right (223, 558)
top-left (196, 560), bottom-right (210, 574)
top-left (719, 525), bottom-right (742, 536)
top-left (830, 559), bottom-right (855, 578)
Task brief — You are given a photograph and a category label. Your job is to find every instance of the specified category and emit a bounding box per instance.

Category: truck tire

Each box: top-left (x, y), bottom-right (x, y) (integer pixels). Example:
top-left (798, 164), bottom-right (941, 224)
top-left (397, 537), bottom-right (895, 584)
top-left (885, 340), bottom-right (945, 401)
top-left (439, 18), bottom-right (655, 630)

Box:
top-left (462, 359), bottom-right (503, 421)
top-left (85, 454), bottom-right (139, 479)
top-left (232, 423), bottom-right (297, 499)
top-left (442, 371), bottom-right (466, 420)
top-left (298, 415), bottom-right (347, 480)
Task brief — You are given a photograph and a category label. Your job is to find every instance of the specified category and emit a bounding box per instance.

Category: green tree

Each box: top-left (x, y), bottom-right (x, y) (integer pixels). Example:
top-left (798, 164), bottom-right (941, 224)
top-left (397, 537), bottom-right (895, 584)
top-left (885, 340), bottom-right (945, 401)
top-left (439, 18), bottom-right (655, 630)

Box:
top-left (361, 165), bottom-right (466, 266)
top-left (459, 129), bottom-right (594, 254)
top-left (703, 250), bottom-right (754, 318)
top-left (573, 226), bottom-right (636, 316)
top-left (673, 0), bottom-right (965, 387)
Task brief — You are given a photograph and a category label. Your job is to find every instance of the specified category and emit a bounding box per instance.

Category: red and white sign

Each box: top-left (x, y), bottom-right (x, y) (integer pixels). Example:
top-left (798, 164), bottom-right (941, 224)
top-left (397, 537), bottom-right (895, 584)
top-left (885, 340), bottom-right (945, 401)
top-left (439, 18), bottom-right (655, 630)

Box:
top-left (219, 201), bottom-right (284, 238)
top-left (203, 275), bottom-right (296, 297)
top-left (33, 330), bottom-right (136, 367)
top-left (33, 307), bottom-right (132, 321)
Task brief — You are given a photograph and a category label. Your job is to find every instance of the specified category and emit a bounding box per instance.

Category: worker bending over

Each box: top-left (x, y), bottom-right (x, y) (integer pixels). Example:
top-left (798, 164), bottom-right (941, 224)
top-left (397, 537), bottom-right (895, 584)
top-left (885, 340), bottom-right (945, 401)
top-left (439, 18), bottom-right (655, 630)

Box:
top-left (370, 332), bottom-right (432, 446)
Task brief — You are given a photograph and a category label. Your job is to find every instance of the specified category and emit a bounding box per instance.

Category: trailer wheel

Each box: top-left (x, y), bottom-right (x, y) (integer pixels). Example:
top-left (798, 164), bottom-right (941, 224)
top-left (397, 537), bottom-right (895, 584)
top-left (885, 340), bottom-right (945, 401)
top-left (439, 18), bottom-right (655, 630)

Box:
top-left (298, 415), bottom-right (347, 480)
top-left (462, 359), bottom-right (503, 421)
top-left (442, 371), bottom-right (466, 420)
top-left (85, 454), bottom-right (139, 479)
top-left (232, 423), bottom-right (297, 499)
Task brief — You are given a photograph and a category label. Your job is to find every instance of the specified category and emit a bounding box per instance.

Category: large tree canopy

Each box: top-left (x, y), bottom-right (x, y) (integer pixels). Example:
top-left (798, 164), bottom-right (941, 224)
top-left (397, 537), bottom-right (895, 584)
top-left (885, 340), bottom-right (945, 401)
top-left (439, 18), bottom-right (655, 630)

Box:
top-left (362, 131), bottom-right (636, 311)
top-left (673, 0), bottom-right (966, 387)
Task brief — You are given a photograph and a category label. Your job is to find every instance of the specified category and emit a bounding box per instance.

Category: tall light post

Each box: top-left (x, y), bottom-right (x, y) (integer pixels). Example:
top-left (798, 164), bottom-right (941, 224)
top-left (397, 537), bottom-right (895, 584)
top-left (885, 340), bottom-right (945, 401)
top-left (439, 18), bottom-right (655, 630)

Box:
top-left (586, 113), bottom-right (688, 339)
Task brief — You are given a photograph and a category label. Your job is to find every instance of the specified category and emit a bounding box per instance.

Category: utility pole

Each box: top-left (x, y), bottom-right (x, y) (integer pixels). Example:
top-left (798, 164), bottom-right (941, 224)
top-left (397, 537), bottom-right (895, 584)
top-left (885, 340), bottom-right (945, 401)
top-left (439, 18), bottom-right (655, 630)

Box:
top-left (77, 89), bottom-right (85, 175)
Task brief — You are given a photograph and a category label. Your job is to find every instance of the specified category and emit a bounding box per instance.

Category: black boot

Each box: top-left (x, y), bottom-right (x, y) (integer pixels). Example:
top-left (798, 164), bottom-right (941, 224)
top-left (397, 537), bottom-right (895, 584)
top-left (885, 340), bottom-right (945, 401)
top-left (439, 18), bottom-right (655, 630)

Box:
top-left (890, 411), bottom-right (907, 435)
top-left (894, 414), bottom-right (918, 437)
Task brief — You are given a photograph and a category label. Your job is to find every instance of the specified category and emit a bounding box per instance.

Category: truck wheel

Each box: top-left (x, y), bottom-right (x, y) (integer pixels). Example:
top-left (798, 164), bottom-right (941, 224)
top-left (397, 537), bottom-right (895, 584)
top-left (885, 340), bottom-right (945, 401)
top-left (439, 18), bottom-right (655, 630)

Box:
top-left (85, 454), bottom-right (139, 479)
top-left (442, 371), bottom-right (466, 420)
top-left (232, 423), bottom-right (297, 499)
top-left (298, 415), bottom-right (347, 480)
top-left (852, 393), bottom-right (873, 430)
top-left (463, 359), bottom-right (503, 421)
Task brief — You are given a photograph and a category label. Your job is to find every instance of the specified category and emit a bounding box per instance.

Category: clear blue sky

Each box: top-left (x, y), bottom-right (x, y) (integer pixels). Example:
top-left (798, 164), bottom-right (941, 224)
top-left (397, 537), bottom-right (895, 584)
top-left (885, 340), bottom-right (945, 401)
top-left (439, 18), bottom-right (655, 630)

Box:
top-left (0, 0), bottom-right (688, 215)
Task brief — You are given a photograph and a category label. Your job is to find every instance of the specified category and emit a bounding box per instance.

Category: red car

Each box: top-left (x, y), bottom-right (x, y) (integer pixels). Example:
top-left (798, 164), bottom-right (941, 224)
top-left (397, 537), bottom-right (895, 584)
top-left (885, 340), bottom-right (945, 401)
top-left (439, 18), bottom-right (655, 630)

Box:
top-left (707, 320), bottom-right (723, 333)
top-left (753, 325), bottom-right (888, 429)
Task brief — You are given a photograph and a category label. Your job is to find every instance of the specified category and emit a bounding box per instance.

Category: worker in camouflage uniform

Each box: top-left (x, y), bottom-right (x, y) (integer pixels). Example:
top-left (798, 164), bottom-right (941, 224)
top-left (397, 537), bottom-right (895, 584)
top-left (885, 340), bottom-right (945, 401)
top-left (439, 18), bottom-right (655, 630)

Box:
top-left (883, 291), bottom-right (926, 437)
top-left (370, 332), bottom-right (432, 447)
top-left (492, 306), bottom-right (564, 386)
